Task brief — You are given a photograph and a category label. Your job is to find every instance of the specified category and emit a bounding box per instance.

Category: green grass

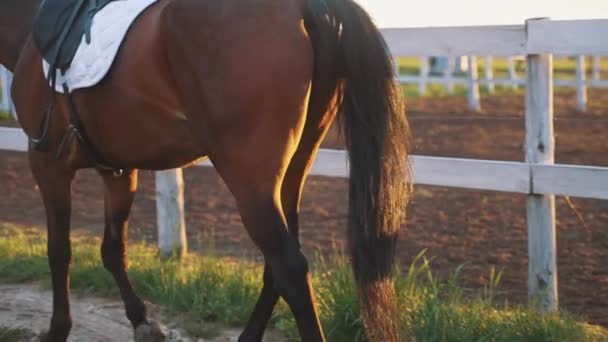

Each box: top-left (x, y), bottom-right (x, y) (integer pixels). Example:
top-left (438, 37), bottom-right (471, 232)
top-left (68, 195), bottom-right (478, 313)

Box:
top-left (0, 226), bottom-right (606, 342)
top-left (0, 327), bottom-right (29, 342)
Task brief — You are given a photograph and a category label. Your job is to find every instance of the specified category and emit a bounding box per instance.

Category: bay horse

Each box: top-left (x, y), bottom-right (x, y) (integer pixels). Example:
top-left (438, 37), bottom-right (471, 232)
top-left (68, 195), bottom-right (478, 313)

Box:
top-left (0, 0), bottom-right (410, 341)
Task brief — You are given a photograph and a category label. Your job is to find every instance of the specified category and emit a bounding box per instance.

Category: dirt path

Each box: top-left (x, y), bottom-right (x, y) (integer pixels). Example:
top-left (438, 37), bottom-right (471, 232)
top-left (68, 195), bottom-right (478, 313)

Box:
top-left (0, 284), bottom-right (246, 342)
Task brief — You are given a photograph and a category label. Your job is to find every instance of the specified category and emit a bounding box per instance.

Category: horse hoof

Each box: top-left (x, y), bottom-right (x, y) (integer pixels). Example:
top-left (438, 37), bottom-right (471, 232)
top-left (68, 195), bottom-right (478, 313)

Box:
top-left (35, 331), bottom-right (49, 342)
top-left (134, 321), bottom-right (168, 342)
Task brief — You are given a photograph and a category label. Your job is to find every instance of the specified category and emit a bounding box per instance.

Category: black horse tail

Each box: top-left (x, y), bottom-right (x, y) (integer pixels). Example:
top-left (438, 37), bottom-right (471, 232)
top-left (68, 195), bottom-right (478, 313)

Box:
top-left (304, 0), bottom-right (411, 340)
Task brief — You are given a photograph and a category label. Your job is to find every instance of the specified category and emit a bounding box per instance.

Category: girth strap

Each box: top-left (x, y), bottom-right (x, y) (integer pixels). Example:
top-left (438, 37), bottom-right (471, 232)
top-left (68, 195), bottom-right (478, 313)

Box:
top-left (55, 84), bottom-right (124, 176)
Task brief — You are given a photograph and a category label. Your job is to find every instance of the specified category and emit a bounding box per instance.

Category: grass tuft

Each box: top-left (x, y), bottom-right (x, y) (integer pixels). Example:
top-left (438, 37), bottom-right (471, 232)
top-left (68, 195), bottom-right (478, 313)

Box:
top-left (0, 327), bottom-right (30, 342)
top-left (0, 226), bottom-right (606, 341)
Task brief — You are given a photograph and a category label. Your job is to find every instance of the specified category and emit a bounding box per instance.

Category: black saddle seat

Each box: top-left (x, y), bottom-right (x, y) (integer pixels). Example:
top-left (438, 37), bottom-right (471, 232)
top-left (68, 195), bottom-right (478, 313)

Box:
top-left (33, 0), bottom-right (118, 75)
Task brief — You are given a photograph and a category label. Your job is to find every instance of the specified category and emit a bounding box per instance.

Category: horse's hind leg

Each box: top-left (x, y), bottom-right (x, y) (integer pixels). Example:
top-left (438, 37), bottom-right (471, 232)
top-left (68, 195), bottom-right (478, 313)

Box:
top-left (237, 140), bottom-right (327, 342)
top-left (29, 153), bottom-right (75, 342)
top-left (238, 39), bottom-right (339, 341)
top-left (98, 170), bottom-right (167, 342)
top-left (238, 260), bottom-right (279, 342)
top-left (225, 181), bottom-right (325, 342)
top-left (238, 116), bottom-right (337, 342)
top-left (210, 134), bottom-right (324, 341)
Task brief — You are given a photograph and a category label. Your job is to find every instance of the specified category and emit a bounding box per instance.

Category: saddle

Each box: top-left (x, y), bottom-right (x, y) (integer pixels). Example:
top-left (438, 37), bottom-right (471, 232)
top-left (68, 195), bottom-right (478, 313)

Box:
top-left (33, 0), bottom-right (118, 76)
top-left (30, 0), bottom-right (123, 175)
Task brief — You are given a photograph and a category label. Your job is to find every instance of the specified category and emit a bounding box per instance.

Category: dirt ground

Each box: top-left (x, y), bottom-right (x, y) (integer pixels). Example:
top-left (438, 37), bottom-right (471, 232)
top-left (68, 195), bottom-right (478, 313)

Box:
top-left (0, 284), bottom-right (254, 341)
top-left (0, 88), bottom-right (607, 331)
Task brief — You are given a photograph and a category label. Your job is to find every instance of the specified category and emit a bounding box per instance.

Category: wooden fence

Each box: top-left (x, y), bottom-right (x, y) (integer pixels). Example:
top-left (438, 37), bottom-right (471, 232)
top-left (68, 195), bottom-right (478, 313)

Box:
top-left (1, 18), bottom-right (608, 313)
top-left (404, 55), bottom-right (607, 112)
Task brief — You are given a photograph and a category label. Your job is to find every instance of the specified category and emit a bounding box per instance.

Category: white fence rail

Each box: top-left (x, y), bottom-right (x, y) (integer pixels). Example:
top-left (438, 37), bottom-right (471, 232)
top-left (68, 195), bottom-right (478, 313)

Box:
top-left (1, 127), bottom-right (606, 200)
top-left (1, 18), bottom-right (607, 314)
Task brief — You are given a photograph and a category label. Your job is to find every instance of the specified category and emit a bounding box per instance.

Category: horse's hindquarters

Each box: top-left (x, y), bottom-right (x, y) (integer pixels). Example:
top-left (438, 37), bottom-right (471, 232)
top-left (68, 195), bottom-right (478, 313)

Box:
top-left (161, 0), bottom-right (313, 170)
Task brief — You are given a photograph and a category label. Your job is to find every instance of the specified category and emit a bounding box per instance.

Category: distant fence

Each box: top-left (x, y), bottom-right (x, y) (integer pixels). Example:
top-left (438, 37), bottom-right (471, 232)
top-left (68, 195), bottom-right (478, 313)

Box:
top-left (2, 57), bottom-right (604, 115)
top-left (403, 55), bottom-right (607, 112)
top-left (1, 18), bottom-right (608, 314)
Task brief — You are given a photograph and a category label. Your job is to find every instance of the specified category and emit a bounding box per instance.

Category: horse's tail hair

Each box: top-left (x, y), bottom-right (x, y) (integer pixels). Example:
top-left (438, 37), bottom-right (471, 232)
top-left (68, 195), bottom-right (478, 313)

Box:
top-left (304, 1), bottom-right (411, 341)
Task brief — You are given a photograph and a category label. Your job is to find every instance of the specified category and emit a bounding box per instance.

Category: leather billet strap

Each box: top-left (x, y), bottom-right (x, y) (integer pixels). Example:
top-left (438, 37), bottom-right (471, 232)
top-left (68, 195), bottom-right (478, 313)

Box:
top-left (29, 64), bottom-right (60, 152)
top-left (56, 83), bottom-right (124, 177)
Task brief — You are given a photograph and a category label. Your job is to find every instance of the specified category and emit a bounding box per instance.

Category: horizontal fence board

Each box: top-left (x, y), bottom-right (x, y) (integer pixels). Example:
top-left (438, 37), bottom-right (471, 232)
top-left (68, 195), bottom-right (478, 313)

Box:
top-left (402, 77), bottom-right (608, 88)
top-left (383, 20), bottom-right (608, 58)
top-left (588, 79), bottom-right (608, 88)
top-left (477, 78), bottom-right (527, 86)
top-left (400, 75), bottom-right (468, 85)
top-left (410, 155), bottom-right (530, 193)
top-left (381, 25), bottom-right (526, 57)
top-left (552, 79), bottom-right (608, 88)
top-left (554, 79), bottom-right (577, 87)
top-left (0, 129), bottom-right (606, 200)
top-left (400, 76), bottom-right (527, 86)
top-left (308, 149), bottom-right (349, 178)
top-left (527, 19), bottom-right (608, 55)
top-left (533, 164), bottom-right (608, 200)
top-left (0, 127), bottom-right (27, 152)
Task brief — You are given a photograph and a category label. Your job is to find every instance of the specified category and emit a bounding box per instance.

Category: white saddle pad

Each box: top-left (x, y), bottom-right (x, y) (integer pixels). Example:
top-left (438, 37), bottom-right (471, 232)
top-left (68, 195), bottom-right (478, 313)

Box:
top-left (43, 0), bottom-right (158, 93)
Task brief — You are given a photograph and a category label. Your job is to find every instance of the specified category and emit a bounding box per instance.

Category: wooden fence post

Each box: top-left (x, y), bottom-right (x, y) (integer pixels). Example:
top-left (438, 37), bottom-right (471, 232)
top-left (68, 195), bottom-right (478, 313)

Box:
top-left (0, 67), bottom-right (12, 115)
top-left (575, 55), bottom-right (587, 112)
top-left (419, 57), bottom-right (429, 96)
top-left (485, 56), bottom-right (495, 93)
top-left (467, 56), bottom-right (481, 112)
top-left (508, 57), bottom-right (519, 90)
top-left (525, 17), bottom-right (557, 312)
top-left (156, 169), bottom-right (187, 258)
top-left (445, 57), bottom-right (455, 94)
top-left (592, 56), bottom-right (601, 81)
top-left (394, 57), bottom-right (400, 79)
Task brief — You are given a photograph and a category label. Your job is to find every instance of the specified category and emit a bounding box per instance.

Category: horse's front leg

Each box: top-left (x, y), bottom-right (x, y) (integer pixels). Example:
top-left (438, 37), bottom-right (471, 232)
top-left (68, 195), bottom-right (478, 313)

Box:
top-left (98, 169), bottom-right (167, 342)
top-left (29, 152), bottom-right (75, 342)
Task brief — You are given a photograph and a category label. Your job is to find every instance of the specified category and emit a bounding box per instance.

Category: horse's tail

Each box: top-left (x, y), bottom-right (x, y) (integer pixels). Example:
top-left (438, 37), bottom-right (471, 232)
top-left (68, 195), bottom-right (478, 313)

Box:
top-left (304, 1), bottom-right (411, 341)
